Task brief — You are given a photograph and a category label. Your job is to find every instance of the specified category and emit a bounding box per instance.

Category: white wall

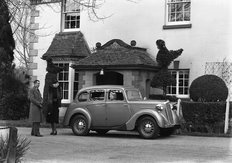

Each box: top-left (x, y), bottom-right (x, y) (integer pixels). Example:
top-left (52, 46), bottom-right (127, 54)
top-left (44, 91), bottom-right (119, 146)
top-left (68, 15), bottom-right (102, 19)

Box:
top-left (33, 0), bottom-right (232, 93)
top-left (32, 3), bottom-right (61, 92)
top-left (81, 0), bottom-right (232, 84)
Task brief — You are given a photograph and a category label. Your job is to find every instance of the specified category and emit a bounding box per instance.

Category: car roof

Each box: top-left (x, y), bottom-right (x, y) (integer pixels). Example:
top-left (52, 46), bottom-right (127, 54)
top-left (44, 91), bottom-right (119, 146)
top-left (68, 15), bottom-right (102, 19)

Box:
top-left (78, 85), bottom-right (138, 92)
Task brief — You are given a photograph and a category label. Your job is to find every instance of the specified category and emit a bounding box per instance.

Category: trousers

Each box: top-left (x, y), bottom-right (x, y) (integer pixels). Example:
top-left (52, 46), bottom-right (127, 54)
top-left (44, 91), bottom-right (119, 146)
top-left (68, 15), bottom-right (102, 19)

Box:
top-left (31, 122), bottom-right (41, 135)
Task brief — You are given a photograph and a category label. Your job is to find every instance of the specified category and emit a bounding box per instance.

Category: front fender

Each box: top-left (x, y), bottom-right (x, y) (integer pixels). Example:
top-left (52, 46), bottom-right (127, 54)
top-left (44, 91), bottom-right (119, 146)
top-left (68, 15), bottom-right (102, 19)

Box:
top-left (125, 109), bottom-right (166, 130)
top-left (64, 107), bottom-right (92, 129)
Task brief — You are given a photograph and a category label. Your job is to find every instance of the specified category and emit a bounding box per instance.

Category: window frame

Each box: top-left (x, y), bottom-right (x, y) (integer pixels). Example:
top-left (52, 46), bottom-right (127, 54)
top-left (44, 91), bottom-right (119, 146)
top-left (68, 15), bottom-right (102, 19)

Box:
top-left (61, 0), bottom-right (81, 32)
top-left (107, 89), bottom-right (125, 101)
top-left (164, 0), bottom-right (191, 29)
top-left (166, 69), bottom-right (190, 98)
top-left (89, 89), bottom-right (106, 101)
top-left (54, 61), bottom-right (75, 104)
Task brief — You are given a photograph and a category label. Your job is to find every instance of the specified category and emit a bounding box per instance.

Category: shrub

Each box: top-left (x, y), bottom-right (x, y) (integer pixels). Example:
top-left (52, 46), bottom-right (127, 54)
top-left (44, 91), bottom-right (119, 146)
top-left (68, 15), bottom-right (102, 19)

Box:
top-left (0, 135), bottom-right (30, 163)
top-left (189, 75), bottom-right (228, 102)
top-left (181, 101), bottom-right (229, 133)
top-left (149, 94), bottom-right (178, 102)
top-left (0, 93), bottom-right (29, 120)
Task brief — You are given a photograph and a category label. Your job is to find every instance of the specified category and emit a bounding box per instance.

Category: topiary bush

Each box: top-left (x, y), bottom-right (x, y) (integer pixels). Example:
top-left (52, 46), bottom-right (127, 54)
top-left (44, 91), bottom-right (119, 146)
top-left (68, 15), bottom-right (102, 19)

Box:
top-left (189, 75), bottom-right (228, 102)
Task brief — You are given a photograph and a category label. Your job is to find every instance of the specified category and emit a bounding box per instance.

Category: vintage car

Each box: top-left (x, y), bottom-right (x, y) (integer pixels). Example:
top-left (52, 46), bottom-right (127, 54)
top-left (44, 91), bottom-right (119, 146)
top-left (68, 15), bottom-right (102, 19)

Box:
top-left (63, 85), bottom-right (181, 139)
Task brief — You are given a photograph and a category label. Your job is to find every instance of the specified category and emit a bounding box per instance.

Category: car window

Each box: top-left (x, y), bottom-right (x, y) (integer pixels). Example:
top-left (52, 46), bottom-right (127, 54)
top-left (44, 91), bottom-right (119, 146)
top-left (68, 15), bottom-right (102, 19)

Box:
top-left (90, 89), bottom-right (105, 101)
top-left (78, 91), bottom-right (88, 102)
top-left (126, 90), bottom-right (142, 101)
top-left (108, 90), bottom-right (124, 101)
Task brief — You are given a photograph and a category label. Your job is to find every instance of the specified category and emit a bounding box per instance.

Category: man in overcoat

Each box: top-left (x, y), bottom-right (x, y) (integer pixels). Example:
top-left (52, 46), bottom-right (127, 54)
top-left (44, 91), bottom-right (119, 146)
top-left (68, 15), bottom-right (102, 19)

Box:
top-left (28, 80), bottom-right (43, 137)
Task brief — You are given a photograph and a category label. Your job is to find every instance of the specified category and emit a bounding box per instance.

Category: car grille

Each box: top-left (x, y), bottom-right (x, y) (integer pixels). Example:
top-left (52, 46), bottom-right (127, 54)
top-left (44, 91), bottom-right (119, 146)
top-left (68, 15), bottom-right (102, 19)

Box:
top-left (164, 104), bottom-right (174, 125)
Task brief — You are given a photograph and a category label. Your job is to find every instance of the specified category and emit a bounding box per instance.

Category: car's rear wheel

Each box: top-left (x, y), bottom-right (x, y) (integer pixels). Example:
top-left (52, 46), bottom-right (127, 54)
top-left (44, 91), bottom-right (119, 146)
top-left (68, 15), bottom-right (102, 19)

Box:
top-left (137, 116), bottom-right (160, 139)
top-left (160, 127), bottom-right (175, 137)
top-left (71, 115), bottom-right (89, 136)
top-left (95, 129), bottom-right (109, 135)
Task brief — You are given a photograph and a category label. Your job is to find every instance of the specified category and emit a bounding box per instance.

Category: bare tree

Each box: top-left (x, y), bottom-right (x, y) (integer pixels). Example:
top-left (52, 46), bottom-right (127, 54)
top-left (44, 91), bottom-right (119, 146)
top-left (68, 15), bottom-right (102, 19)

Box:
top-left (5, 0), bottom-right (138, 69)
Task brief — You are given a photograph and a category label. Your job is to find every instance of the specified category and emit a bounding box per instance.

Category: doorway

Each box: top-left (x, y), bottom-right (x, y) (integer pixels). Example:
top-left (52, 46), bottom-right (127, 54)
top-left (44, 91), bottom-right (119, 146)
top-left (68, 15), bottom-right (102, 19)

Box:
top-left (95, 71), bottom-right (123, 85)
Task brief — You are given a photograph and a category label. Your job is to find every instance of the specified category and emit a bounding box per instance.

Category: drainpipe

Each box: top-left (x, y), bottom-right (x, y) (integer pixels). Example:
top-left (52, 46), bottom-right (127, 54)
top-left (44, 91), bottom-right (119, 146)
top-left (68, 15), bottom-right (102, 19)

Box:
top-left (224, 96), bottom-right (230, 134)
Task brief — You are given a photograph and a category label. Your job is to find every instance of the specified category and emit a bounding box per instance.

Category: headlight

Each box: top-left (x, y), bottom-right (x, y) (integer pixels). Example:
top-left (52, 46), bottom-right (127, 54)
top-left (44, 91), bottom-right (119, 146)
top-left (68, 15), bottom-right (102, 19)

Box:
top-left (156, 104), bottom-right (164, 111)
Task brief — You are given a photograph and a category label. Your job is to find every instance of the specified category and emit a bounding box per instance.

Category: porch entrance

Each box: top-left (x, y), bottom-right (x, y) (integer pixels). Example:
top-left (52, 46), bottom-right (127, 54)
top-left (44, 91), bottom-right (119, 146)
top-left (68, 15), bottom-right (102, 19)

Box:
top-left (95, 71), bottom-right (123, 85)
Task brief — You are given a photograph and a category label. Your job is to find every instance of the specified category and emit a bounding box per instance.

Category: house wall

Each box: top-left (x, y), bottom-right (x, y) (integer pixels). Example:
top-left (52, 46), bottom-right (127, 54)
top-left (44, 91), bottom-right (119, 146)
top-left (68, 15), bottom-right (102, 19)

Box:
top-left (81, 0), bottom-right (232, 86)
top-left (30, 0), bottom-right (232, 97)
top-left (29, 3), bottom-right (61, 92)
top-left (78, 70), bottom-right (155, 98)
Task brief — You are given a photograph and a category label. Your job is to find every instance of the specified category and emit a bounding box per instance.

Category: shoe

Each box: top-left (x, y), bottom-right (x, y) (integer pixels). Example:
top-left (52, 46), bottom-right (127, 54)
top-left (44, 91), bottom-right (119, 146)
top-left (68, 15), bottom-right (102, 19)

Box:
top-left (31, 133), bottom-right (34, 136)
top-left (50, 132), bottom-right (54, 135)
top-left (35, 134), bottom-right (43, 137)
top-left (53, 131), bottom-right (57, 135)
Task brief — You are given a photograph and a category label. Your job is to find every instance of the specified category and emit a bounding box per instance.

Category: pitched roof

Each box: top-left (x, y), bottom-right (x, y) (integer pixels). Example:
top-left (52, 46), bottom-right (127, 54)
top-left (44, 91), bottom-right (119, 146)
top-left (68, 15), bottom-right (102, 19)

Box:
top-left (42, 31), bottom-right (90, 61)
top-left (72, 39), bottom-right (158, 71)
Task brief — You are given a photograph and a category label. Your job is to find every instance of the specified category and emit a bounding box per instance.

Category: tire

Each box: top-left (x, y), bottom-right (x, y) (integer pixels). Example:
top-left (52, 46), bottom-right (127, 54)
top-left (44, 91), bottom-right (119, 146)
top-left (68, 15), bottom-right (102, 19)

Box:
top-left (71, 115), bottom-right (89, 136)
top-left (95, 129), bottom-right (109, 135)
top-left (160, 127), bottom-right (175, 137)
top-left (137, 116), bottom-right (160, 139)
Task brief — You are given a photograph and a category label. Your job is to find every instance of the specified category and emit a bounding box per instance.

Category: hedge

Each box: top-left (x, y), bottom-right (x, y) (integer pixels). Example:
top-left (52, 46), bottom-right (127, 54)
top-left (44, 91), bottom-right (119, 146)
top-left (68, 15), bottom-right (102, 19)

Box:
top-left (0, 94), bottom-right (29, 120)
top-left (149, 94), bottom-right (178, 102)
top-left (181, 101), bottom-right (231, 134)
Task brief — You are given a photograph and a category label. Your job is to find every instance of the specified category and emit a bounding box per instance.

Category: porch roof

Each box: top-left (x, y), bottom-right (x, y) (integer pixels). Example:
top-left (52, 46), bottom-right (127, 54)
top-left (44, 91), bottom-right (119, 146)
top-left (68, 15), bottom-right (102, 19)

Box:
top-left (72, 39), bottom-right (159, 71)
top-left (42, 32), bottom-right (90, 61)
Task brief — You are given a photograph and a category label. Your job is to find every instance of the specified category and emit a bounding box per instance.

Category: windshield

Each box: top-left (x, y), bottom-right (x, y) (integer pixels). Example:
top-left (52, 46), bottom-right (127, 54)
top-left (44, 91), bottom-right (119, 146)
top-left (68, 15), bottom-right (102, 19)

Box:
top-left (126, 89), bottom-right (143, 101)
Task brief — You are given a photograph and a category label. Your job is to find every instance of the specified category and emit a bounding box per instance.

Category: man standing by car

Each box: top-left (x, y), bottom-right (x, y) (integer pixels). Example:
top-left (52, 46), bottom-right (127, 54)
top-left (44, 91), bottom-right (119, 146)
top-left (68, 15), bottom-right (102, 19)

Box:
top-left (29, 80), bottom-right (43, 137)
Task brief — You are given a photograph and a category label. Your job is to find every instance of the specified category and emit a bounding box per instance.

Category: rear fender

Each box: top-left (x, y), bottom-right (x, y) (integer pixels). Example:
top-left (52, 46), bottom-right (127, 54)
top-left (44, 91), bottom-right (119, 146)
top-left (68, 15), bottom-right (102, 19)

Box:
top-left (68, 108), bottom-right (92, 129)
top-left (125, 109), bottom-right (165, 130)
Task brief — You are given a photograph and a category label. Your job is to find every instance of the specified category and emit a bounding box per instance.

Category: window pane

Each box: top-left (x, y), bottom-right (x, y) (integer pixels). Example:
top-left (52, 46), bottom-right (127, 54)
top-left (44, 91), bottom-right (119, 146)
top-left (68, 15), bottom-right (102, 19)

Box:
top-left (64, 73), bottom-right (68, 80)
top-left (184, 80), bottom-right (189, 86)
top-left (64, 91), bottom-right (69, 99)
top-left (75, 73), bottom-right (79, 81)
top-left (176, 4), bottom-right (183, 12)
top-left (179, 80), bottom-right (183, 86)
top-left (78, 92), bottom-right (88, 102)
top-left (184, 3), bottom-right (190, 11)
top-left (184, 12), bottom-right (190, 21)
top-left (172, 87), bottom-right (176, 94)
top-left (179, 87), bottom-right (184, 94)
top-left (176, 13), bottom-right (183, 21)
top-left (90, 90), bottom-right (105, 101)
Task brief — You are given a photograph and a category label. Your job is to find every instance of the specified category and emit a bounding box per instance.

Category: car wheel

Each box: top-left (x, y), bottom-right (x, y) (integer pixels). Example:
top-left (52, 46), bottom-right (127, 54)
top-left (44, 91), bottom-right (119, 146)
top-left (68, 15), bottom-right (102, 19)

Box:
top-left (95, 129), bottom-right (109, 135)
top-left (137, 117), bottom-right (160, 139)
top-left (71, 115), bottom-right (89, 136)
top-left (160, 127), bottom-right (175, 137)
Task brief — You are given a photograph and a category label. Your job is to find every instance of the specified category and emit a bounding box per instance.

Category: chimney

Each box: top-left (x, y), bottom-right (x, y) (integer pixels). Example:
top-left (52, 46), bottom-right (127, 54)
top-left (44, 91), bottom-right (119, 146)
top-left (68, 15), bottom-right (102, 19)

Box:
top-left (130, 40), bottom-right (136, 47)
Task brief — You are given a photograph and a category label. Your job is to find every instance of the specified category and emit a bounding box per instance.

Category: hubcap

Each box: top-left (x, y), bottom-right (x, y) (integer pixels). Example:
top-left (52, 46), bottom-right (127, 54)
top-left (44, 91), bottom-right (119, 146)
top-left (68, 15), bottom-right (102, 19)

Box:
top-left (76, 119), bottom-right (86, 131)
top-left (143, 121), bottom-right (154, 133)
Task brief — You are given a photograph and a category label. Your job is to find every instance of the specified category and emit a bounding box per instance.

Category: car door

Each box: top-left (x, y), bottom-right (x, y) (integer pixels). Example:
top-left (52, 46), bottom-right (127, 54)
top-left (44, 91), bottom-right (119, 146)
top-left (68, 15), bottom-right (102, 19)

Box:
top-left (86, 89), bottom-right (107, 127)
top-left (106, 89), bottom-right (131, 127)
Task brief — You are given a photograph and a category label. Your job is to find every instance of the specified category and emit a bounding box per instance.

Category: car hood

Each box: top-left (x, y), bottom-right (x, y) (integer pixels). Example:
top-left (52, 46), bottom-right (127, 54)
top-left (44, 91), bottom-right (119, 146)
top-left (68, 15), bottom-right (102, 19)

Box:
top-left (128, 100), bottom-right (169, 105)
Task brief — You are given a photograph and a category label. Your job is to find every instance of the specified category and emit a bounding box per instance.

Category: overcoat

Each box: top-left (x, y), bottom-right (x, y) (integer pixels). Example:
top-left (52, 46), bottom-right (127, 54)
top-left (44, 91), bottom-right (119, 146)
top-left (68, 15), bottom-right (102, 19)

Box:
top-left (28, 87), bottom-right (43, 122)
top-left (46, 85), bottom-right (62, 123)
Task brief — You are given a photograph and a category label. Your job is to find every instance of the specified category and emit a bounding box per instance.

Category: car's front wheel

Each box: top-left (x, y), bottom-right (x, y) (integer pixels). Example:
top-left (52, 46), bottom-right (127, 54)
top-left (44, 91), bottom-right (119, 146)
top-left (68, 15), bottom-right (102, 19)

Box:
top-left (137, 116), bottom-right (160, 139)
top-left (71, 115), bottom-right (89, 136)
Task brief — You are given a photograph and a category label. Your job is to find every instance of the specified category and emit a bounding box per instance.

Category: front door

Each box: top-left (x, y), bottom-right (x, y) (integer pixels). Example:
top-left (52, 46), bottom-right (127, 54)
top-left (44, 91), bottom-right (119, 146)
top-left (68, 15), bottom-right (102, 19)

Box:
top-left (106, 89), bottom-right (131, 127)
